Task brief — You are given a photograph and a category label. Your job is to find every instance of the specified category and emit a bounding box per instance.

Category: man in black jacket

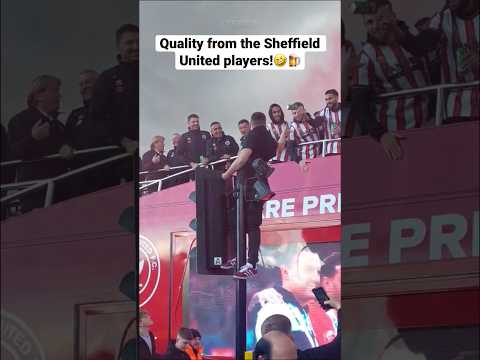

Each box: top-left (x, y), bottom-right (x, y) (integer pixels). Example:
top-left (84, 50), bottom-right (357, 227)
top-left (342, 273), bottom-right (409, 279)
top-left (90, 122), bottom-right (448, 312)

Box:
top-left (142, 136), bottom-right (168, 173)
top-left (8, 75), bottom-right (73, 182)
top-left (221, 112), bottom-right (277, 279)
top-left (166, 133), bottom-right (188, 167)
top-left (164, 328), bottom-right (193, 360)
top-left (120, 311), bottom-right (163, 360)
top-left (206, 121), bottom-right (239, 164)
top-left (88, 24), bottom-right (139, 153)
top-left (65, 69), bottom-right (99, 150)
top-left (177, 114), bottom-right (211, 169)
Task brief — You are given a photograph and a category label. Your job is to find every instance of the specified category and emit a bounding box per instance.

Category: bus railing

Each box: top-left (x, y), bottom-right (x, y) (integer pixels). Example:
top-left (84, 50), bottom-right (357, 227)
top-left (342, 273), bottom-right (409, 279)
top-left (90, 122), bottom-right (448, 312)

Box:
top-left (376, 80), bottom-right (479, 126)
top-left (1, 151), bottom-right (132, 215)
top-left (0, 145), bottom-right (121, 168)
top-left (139, 138), bottom-right (343, 194)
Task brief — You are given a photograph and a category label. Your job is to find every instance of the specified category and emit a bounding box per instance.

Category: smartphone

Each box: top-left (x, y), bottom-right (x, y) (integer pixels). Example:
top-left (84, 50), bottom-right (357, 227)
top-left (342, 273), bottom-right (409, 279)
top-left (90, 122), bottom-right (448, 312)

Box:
top-left (312, 287), bottom-right (333, 311)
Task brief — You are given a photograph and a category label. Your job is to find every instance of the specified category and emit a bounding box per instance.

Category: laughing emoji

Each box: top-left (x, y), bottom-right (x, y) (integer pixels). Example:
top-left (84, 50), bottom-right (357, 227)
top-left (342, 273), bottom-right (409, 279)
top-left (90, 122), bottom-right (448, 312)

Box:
top-left (274, 53), bottom-right (287, 67)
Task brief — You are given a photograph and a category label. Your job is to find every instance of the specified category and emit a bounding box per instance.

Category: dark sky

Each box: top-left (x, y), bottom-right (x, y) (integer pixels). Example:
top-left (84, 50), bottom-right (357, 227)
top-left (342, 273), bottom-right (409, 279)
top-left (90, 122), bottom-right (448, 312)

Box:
top-left (1, 0), bottom-right (138, 126)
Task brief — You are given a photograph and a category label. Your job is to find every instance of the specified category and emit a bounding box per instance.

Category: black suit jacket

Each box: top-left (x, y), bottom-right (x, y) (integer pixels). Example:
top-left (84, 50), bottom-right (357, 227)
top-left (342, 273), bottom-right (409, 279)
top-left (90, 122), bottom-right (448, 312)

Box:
top-left (120, 332), bottom-right (161, 360)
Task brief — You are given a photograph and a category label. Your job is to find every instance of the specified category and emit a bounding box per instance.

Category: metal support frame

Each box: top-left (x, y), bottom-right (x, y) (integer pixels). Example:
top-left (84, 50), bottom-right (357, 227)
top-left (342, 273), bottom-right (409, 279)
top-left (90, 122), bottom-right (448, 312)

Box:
top-left (235, 170), bottom-right (247, 360)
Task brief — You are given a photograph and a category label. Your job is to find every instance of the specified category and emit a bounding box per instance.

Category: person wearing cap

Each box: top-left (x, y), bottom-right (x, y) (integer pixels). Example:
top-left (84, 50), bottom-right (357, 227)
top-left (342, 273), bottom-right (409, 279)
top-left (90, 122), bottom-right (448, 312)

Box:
top-left (141, 135), bottom-right (169, 179)
top-left (184, 329), bottom-right (204, 360)
top-left (8, 75), bottom-right (73, 183)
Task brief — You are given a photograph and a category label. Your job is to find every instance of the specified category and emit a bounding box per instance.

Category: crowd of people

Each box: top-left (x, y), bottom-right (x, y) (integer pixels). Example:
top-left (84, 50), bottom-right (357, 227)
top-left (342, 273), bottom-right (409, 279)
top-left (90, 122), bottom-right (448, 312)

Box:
top-left (140, 90), bottom-right (342, 188)
top-left (122, 311), bottom-right (205, 360)
top-left (1, 24), bottom-right (140, 213)
top-left (134, 287), bottom-right (340, 360)
top-left (342, 0), bottom-right (479, 159)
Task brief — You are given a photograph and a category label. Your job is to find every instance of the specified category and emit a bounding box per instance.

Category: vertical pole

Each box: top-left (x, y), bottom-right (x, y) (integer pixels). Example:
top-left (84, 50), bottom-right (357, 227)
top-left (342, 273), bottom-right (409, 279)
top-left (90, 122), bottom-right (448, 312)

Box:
top-left (235, 170), bottom-right (247, 360)
top-left (44, 181), bottom-right (55, 207)
top-left (435, 87), bottom-right (444, 127)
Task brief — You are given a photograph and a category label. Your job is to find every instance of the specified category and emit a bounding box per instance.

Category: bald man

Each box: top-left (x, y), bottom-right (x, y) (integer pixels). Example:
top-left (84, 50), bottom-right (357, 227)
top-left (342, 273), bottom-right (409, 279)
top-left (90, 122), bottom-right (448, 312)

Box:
top-left (255, 331), bottom-right (298, 360)
top-left (261, 314), bottom-right (292, 337)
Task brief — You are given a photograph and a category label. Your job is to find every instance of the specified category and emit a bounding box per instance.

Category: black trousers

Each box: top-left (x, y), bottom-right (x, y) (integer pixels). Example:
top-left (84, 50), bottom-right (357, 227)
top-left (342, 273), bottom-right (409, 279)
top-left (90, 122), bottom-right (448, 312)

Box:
top-left (227, 198), bottom-right (264, 267)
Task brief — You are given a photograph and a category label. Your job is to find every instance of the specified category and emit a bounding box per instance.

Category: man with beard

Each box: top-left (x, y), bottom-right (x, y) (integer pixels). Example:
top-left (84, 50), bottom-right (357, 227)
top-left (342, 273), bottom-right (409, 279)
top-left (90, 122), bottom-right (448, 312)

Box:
top-left (248, 243), bottom-right (323, 350)
top-left (65, 70), bottom-right (99, 150)
top-left (429, 0), bottom-right (479, 123)
top-left (206, 121), bottom-right (239, 163)
top-left (177, 114), bottom-right (211, 169)
top-left (88, 24), bottom-right (139, 154)
top-left (317, 90), bottom-right (342, 155)
top-left (287, 102), bottom-right (322, 163)
top-left (351, 0), bottom-right (432, 160)
top-left (267, 103), bottom-right (290, 162)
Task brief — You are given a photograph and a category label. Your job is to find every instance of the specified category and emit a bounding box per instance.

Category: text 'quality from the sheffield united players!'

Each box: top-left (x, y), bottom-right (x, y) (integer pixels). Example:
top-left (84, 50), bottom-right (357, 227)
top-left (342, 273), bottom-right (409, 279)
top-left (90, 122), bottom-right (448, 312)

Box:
top-left (154, 35), bottom-right (327, 70)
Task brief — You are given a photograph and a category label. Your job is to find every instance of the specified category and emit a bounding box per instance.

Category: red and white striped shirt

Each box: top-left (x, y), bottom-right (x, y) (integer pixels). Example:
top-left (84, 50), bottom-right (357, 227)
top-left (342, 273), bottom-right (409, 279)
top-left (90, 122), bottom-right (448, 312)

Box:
top-left (318, 104), bottom-right (341, 155)
top-left (267, 121), bottom-right (289, 162)
top-left (289, 118), bottom-right (321, 160)
top-left (430, 9), bottom-right (479, 119)
top-left (354, 42), bottom-right (431, 131)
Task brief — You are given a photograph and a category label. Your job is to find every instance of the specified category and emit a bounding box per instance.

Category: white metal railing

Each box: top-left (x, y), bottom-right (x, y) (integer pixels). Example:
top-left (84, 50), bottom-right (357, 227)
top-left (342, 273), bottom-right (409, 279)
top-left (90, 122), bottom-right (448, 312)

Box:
top-left (298, 138), bottom-right (341, 157)
top-left (376, 81), bottom-right (479, 126)
top-left (1, 152), bottom-right (132, 212)
top-left (139, 137), bottom-right (344, 195)
top-left (139, 164), bottom-right (190, 175)
top-left (139, 156), bottom-right (240, 192)
top-left (0, 145), bottom-right (121, 168)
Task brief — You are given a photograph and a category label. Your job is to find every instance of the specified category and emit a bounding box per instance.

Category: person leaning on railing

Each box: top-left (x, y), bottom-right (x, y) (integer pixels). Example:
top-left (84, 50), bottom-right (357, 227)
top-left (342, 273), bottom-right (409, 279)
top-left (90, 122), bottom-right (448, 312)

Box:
top-left (141, 136), bottom-right (169, 181)
top-left (351, 0), bottom-right (435, 160)
top-left (7, 75), bottom-right (74, 181)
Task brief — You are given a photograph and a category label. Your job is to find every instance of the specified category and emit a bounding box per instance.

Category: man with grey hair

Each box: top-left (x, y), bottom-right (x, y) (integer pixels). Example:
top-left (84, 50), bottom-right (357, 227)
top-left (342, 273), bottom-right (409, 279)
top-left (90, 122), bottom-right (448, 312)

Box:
top-left (8, 75), bottom-right (73, 179)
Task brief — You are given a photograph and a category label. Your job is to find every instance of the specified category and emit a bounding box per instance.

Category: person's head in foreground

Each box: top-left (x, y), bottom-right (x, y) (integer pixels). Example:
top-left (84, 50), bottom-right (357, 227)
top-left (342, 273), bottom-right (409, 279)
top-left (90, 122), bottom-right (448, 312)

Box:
top-left (254, 331), bottom-right (298, 360)
top-left (261, 314), bottom-right (292, 337)
top-left (175, 327), bottom-right (194, 351)
top-left (251, 112), bottom-right (267, 128)
top-left (238, 119), bottom-right (250, 136)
